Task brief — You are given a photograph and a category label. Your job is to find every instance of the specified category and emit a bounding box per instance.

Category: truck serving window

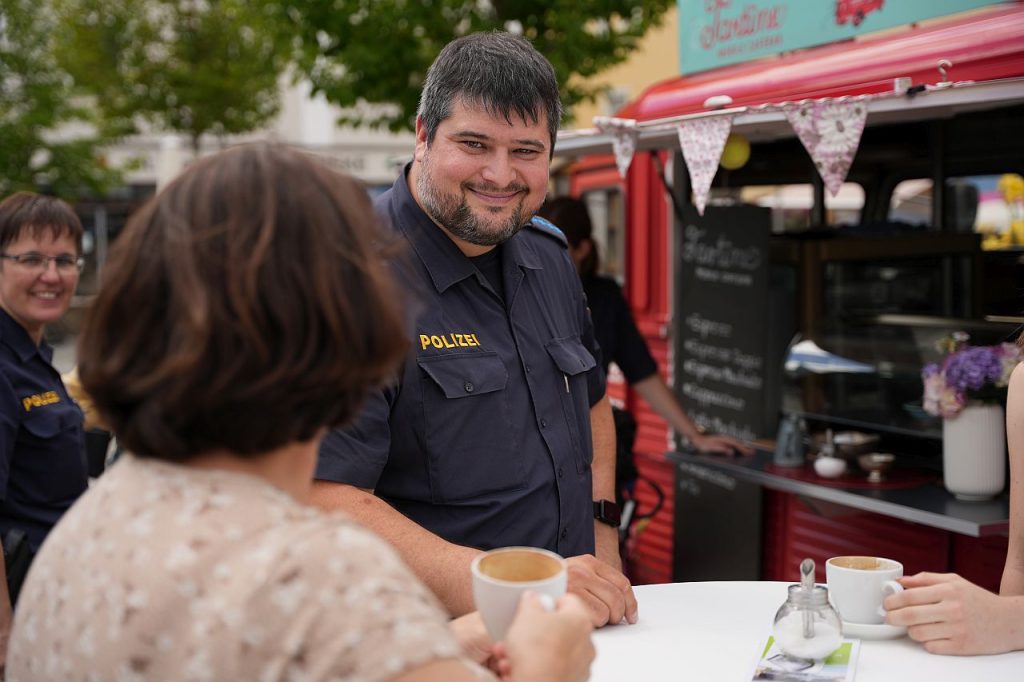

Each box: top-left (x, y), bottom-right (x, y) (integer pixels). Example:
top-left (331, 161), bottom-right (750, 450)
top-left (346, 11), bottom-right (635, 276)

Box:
top-left (708, 183), bottom-right (864, 233)
top-left (889, 174), bottom-right (1024, 247)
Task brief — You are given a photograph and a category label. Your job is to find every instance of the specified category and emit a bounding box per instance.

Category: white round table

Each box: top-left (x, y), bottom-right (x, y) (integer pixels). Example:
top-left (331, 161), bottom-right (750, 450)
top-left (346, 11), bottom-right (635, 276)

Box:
top-left (589, 582), bottom-right (1024, 681)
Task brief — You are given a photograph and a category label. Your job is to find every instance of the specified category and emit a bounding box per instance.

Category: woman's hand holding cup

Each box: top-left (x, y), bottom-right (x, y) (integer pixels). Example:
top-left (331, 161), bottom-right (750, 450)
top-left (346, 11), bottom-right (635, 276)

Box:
top-left (492, 592), bottom-right (594, 682)
top-left (471, 547), bottom-right (594, 682)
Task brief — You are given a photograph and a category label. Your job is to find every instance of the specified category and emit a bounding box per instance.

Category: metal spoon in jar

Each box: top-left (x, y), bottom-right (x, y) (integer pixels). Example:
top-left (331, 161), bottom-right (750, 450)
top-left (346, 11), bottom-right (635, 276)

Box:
top-left (800, 558), bottom-right (815, 638)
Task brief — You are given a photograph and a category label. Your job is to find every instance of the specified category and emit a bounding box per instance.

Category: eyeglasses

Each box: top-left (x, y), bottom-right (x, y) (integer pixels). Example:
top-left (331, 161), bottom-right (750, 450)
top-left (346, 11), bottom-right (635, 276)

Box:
top-left (0, 252), bottom-right (85, 274)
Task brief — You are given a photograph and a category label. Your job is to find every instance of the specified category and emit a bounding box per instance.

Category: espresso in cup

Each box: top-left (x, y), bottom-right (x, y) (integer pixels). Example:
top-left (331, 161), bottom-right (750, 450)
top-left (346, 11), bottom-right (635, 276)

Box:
top-left (825, 555), bottom-right (904, 624)
top-left (472, 547), bottom-right (567, 640)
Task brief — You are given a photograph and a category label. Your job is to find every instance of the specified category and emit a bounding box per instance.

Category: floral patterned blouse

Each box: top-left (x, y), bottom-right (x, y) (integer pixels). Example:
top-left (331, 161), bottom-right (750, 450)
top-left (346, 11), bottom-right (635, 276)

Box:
top-left (7, 455), bottom-right (485, 681)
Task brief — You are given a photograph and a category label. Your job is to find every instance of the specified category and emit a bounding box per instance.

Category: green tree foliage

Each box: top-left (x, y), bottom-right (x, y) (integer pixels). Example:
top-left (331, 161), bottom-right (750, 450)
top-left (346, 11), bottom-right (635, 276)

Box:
top-left (280, 0), bottom-right (674, 131)
top-left (53, 0), bottom-right (290, 155)
top-left (0, 1), bottom-right (122, 198)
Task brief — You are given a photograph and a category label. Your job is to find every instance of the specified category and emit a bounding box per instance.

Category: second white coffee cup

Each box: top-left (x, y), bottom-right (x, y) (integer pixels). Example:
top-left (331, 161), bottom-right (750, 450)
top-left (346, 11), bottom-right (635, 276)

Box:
top-left (826, 555), bottom-right (904, 624)
top-left (471, 546), bottom-right (567, 640)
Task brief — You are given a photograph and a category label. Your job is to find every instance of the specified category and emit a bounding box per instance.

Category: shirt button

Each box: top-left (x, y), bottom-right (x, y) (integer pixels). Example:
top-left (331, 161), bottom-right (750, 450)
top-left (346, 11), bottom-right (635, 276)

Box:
top-left (464, 382), bottom-right (474, 393)
top-left (525, 365), bottom-right (532, 373)
top-left (540, 418), bottom-right (548, 428)
top-left (560, 528), bottom-right (568, 540)
top-left (557, 467), bottom-right (564, 478)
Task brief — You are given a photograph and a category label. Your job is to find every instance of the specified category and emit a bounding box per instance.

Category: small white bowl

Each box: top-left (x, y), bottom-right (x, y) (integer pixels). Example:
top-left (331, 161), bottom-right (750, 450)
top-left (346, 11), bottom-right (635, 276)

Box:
top-left (814, 456), bottom-right (847, 479)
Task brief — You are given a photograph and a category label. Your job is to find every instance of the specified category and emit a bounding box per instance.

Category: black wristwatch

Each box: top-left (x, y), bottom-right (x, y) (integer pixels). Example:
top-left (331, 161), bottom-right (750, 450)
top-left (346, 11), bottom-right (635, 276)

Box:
top-left (593, 499), bottom-right (621, 528)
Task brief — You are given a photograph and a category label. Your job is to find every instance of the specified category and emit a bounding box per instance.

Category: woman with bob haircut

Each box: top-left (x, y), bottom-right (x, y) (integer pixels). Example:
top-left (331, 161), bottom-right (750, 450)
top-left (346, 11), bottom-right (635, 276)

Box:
top-left (6, 144), bottom-right (594, 682)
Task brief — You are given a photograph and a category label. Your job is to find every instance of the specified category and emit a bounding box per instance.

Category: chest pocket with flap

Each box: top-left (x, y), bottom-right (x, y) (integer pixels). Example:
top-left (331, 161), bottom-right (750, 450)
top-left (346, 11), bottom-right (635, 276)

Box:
top-left (545, 336), bottom-right (597, 473)
top-left (416, 352), bottom-right (525, 502)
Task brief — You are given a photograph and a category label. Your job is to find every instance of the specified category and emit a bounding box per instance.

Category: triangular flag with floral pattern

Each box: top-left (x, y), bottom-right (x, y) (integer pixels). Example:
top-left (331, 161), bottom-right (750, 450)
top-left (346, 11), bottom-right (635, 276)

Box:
top-left (676, 114), bottom-right (736, 216)
top-left (594, 117), bottom-right (639, 179)
top-left (784, 100), bottom-right (868, 196)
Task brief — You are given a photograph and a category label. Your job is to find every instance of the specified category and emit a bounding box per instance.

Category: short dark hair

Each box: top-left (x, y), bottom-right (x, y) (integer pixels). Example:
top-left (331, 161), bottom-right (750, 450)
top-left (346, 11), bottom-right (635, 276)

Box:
top-left (0, 192), bottom-right (83, 254)
top-left (417, 31), bottom-right (562, 154)
top-left (537, 196), bottom-right (598, 276)
top-left (78, 144), bottom-right (409, 461)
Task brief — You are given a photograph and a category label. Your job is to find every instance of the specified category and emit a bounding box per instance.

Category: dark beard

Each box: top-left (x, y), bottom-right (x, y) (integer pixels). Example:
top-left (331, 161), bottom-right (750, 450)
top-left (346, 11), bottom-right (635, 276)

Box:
top-left (416, 159), bottom-right (529, 247)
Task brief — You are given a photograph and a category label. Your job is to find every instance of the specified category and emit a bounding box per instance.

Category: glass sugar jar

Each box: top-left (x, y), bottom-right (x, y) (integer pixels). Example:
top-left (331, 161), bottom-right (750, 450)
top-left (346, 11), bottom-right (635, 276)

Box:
top-left (772, 584), bottom-right (843, 661)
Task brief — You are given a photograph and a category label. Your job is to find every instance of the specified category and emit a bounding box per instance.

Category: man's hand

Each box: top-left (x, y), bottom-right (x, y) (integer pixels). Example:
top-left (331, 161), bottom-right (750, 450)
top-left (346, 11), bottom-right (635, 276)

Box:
top-left (565, 553), bottom-right (638, 627)
top-left (884, 572), bottom-right (1024, 655)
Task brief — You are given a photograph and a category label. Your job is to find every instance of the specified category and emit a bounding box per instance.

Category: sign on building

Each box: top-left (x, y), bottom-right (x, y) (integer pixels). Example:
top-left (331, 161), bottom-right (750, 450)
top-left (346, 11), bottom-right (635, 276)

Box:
top-left (679, 0), bottom-right (1002, 75)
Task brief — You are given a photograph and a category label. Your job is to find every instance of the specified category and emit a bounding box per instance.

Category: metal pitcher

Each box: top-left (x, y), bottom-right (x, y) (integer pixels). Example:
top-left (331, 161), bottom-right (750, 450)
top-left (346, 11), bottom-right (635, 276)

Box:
top-left (774, 413), bottom-right (806, 467)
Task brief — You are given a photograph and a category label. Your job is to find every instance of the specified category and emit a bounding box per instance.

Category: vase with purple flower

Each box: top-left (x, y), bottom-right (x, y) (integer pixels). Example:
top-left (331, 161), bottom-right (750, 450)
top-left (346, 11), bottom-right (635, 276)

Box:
top-left (922, 332), bottom-right (1023, 500)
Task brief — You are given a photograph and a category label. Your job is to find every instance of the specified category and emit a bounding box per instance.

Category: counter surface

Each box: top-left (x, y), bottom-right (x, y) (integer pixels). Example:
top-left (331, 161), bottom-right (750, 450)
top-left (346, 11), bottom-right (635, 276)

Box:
top-left (668, 448), bottom-right (1009, 537)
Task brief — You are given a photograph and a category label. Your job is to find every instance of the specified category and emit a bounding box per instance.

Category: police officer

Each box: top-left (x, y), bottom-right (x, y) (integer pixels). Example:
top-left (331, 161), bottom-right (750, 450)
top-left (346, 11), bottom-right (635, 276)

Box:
top-left (313, 32), bottom-right (637, 628)
top-left (0, 192), bottom-right (88, 661)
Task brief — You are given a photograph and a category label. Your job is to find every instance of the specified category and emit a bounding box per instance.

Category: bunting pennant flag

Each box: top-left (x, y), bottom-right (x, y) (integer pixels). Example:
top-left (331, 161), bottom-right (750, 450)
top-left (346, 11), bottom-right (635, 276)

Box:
top-left (676, 113), bottom-right (736, 216)
top-left (594, 117), bottom-right (639, 179)
top-left (784, 100), bottom-right (868, 196)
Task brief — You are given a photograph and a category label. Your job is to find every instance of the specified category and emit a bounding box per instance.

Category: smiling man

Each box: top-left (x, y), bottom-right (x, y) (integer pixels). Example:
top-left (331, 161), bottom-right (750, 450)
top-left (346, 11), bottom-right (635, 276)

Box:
top-left (312, 32), bottom-right (637, 630)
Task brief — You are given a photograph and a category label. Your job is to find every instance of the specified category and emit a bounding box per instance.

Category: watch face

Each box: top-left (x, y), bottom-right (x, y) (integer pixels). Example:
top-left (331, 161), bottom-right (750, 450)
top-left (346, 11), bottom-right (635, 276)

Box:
top-left (596, 500), bottom-right (620, 526)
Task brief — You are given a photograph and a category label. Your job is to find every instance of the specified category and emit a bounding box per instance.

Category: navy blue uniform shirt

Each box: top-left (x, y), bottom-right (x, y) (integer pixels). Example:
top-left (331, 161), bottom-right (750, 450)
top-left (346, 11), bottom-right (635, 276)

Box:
top-left (582, 275), bottom-right (658, 384)
top-left (0, 309), bottom-right (87, 552)
top-left (317, 169), bottom-right (606, 557)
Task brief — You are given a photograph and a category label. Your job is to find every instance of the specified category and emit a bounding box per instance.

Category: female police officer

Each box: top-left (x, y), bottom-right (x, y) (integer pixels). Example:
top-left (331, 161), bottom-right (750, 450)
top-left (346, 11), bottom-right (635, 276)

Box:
top-left (0, 192), bottom-right (87, 664)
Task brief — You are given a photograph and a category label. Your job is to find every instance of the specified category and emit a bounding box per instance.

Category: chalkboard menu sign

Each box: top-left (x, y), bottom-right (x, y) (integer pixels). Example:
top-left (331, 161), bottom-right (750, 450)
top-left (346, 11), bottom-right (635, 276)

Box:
top-left (674, 205), bottom-right (772, 441)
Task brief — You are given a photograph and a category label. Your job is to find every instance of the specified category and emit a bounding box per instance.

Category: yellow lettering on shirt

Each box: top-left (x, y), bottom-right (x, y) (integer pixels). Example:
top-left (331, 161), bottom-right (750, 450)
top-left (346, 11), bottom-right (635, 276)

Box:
top-left (419, 332), bottom-right (482, 352)
top-left (22, 391), bottom-right (61, 412)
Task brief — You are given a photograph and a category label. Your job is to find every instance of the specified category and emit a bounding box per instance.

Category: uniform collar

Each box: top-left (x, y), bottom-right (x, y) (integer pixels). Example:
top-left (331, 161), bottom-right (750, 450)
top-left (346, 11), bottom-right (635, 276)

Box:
top-left (0, 307), bottom-right (52, 364)
top-left (391, 166), bottom-right (542, 293)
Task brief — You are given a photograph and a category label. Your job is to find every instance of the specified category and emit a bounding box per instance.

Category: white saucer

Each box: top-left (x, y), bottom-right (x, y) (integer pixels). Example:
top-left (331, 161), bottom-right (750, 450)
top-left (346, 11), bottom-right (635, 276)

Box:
top-left (842, 620), bottom-right (907, 640)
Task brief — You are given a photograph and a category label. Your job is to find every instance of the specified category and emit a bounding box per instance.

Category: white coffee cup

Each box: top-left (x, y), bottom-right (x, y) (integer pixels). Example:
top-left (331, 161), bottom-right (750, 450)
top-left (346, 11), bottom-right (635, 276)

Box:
top-left (825, 555), bottom-right (904, 624)
top-left (471, 546), bottom-right (567, 640)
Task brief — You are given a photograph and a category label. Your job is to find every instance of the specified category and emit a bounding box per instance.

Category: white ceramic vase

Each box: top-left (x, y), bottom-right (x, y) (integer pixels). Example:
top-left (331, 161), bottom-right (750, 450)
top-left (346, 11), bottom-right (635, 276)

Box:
top-left (942, 403), bottom-right (1006, 501)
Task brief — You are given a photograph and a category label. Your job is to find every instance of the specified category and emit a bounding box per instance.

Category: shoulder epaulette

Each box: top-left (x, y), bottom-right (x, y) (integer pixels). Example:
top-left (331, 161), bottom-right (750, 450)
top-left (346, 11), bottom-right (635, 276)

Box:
top-left (526, 216), bottom-right (568, 248)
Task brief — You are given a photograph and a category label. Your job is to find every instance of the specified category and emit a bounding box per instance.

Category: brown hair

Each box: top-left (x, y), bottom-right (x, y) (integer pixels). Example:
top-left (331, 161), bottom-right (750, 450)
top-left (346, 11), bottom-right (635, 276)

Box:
top-left (537, 196), bottom-right (598, 277)
top-left (78, 144), bottom-right (409, 461)
top-left (0, 192), bottom-right (84, 254)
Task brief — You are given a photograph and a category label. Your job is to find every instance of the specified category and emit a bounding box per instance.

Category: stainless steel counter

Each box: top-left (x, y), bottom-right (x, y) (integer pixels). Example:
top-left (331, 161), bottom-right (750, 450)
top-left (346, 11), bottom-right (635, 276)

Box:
top-left (667, 448), bottom-right (1009, 537)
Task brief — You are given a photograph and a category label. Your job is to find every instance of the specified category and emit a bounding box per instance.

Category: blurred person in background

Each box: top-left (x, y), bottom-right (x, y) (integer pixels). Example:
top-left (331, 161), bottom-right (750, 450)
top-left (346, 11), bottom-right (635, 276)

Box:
top-left (884, 331), bottom-right (1024, 655)
top-left (0, 192), bottom-right (87, 668)
top-left (6, 144), bottom-right (594, 682)
top-left (537, 197), bottom-right (754, 470)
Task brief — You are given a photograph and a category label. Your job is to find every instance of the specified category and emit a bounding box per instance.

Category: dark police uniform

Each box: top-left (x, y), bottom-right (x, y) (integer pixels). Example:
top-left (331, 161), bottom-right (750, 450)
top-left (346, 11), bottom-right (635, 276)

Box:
top-left (317, 169), bottom-right (606, 558)
top-left (582, 274), bottom-right (658, 383)
top-left (0, 309), bottom-right (87, 553)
